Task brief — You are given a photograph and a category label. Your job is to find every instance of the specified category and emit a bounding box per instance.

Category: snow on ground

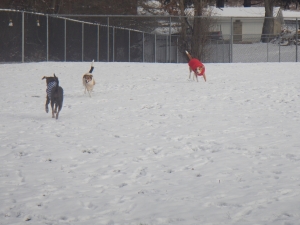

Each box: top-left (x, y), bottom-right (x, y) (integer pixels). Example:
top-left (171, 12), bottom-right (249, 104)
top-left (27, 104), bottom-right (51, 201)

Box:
top-left (1, 61), bottom-right (300, 225)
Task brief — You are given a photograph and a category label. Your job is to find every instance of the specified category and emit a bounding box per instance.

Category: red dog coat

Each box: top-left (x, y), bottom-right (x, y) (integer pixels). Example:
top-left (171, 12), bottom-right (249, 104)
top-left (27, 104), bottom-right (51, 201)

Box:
top-left (188, 58), bottom-right (205, 76)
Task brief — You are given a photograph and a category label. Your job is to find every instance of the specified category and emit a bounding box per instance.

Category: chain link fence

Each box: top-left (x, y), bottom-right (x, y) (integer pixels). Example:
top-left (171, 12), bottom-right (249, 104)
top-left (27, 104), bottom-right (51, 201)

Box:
top-left (0, 9), bottom-right (299, 63)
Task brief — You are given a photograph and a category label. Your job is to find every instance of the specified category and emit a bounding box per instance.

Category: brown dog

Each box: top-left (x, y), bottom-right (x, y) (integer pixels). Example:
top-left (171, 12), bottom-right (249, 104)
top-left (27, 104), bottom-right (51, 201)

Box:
top-left (82, 60), bottom-right (96, 97)
top-left (42, 74), bottom-right (64, 119)
top-left (186, 51), bottom-right (206, 82)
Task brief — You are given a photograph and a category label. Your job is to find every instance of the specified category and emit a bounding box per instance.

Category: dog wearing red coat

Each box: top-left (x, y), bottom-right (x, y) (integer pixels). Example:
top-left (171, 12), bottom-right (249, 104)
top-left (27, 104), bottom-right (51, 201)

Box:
top-left (185, 50), bottom-right (206, 82)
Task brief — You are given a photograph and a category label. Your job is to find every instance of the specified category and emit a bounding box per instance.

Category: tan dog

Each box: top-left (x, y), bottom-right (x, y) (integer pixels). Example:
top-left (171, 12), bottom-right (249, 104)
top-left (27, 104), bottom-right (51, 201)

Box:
top-left (186, 51), bottom-right (206, 82)
top-left (82, 60), bottom-right (96, 97)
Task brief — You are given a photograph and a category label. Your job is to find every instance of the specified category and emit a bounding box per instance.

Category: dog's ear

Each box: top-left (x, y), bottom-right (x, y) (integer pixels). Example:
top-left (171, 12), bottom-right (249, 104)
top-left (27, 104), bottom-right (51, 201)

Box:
top-left (42, 76), bottom-right (47, 80)
top-left (54, 73), bottom-right (59, 86)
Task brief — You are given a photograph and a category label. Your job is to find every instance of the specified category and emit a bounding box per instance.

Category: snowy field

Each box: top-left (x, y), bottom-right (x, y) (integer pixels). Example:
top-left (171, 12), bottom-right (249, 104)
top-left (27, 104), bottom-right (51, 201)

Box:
top-left (1, 61), bottom-right (300, 225)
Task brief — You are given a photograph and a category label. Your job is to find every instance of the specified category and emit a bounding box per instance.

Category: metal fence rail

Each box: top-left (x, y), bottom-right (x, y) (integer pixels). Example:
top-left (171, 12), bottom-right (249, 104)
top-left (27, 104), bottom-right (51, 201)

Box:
top-left (0, 9), bottom-right (299, 63)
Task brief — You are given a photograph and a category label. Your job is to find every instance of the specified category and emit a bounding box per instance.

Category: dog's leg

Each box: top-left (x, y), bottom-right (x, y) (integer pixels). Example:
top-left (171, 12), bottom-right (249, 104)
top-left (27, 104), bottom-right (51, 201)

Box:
top-left (203, 73), bottom-right (207, 82)
top-left (51, 101), bottom-right (55, 118)
top-left (88, 90), bottom-right (91, 98)
top-left (45, 96), bottom-right (50, 113)
top-left (54, 103), bottom-right (58, 114)
top-left (189, 67), bottom-right (192, 80)
top-left (55, 88), bottom-right (63, 119)
top-left (192, 71), bottom-right (196, 81)
top-left (55, 105), bottom-right (59, 119)
top-left (194, 72), bottom-right (199, 82)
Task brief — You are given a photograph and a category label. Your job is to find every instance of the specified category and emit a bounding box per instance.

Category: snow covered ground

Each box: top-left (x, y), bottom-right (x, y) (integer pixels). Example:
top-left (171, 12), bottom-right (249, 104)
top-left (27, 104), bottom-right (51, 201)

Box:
top-left (1, 61), bottom-right (300, 225)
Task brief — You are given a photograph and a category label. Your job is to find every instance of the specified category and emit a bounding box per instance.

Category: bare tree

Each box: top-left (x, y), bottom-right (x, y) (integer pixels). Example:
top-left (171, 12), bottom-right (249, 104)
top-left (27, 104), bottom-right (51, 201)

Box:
top-left (190, 0), bottom-right (207, 58)
top-left (140, 0), bottom-right (216, 59)
top-left (216, 0), bottom-right (225, 7)
top-left (178, 0), bottom-right (216, 59)
top-left (49, 0), bottom-right (61, 14)
top-left (243, 0), bottom-right (252, 7)
top-left (261, 0), bottom-right (275, 42)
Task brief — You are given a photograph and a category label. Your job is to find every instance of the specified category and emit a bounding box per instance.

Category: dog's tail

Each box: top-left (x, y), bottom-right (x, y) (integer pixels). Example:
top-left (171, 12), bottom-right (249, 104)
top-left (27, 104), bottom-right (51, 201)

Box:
top-left (89, 60), bottom-right (94, 74)
top-left (185, 50), bottom-right (192, 60)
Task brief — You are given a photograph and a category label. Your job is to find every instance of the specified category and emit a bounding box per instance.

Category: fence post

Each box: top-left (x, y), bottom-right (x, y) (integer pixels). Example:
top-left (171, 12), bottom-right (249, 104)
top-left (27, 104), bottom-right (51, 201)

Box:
top-left (154, 33), bottom-right (156, 63)
top-left (216, 41), bottom-right (218, 63)
top-left (230, 17), bottom-right (233, 63)
top-left (279, 43), bottom-right (281, 62)
top-left (166, 35), bottom-right (168, 63)
top-left (107, 17), bottom-right (109, 62)
top-left (169, 16), bottom-right (171, 63)
top-left (296, 18), bottom-right (298, 62)
top-left (176, 36), bottom-right (178, 63)
top-left (267, 40), bottom-right (269, 62)
top-left (113, 27), bottom-right (115, 62)
top-left (143, 32), bottom-right (145, 62)
top-left (129, 30), bottom-right (130, 62)
top-left (82, 23), bottom-right (84, 62)
top-left (22, 11), bottom-right (24, 63)
top-left (64, 19), bottom-right (66, 62)
top-left (222, 39), bottom-right (225, 63)
top-left (46, 14), bottom-right (49, 62)
top-left (97, 25), bottom-right (99, 62)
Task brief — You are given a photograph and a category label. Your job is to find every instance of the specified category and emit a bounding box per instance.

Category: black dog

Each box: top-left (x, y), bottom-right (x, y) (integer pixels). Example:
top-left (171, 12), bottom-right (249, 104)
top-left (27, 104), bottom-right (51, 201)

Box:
top-left (42, 74), bottom-right (64, 119)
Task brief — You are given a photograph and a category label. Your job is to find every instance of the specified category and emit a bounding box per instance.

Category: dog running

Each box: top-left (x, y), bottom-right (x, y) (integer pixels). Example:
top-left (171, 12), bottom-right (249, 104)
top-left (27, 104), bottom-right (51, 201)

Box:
top-left (185, 50), bottom-right (207, 82)
top-left (82, 60), bottom-right (96, 97)
top-left (42, 74), bottom-right (64, 119)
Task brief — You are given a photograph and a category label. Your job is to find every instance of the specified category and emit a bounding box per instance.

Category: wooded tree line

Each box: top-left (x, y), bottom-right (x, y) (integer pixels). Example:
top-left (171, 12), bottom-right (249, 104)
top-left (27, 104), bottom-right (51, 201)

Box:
top-left (0, 0), bottom-right (138, 14)
top-left (0, 0), bottom-right (298, 14)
